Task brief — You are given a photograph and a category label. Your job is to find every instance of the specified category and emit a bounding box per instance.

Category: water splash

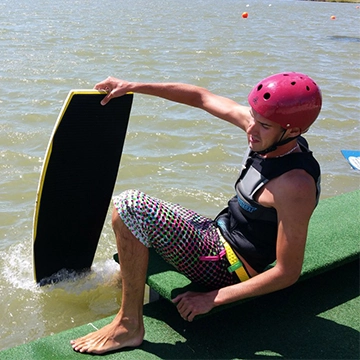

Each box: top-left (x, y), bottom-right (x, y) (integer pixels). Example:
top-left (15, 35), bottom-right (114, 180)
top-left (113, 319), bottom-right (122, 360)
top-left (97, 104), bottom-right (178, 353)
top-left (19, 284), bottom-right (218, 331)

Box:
top-left (1, 239), bottom-right (121, 294)
top-left (0, 240), bottom-right (122, 350)
top-left (1, 240), bottom-right (38, 292)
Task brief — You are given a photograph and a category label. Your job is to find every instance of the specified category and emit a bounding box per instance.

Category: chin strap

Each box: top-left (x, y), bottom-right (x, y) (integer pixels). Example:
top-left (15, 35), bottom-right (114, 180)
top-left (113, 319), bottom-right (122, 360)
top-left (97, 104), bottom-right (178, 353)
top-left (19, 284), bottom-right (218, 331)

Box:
top-left (256, 130), bottom-right (300, 155)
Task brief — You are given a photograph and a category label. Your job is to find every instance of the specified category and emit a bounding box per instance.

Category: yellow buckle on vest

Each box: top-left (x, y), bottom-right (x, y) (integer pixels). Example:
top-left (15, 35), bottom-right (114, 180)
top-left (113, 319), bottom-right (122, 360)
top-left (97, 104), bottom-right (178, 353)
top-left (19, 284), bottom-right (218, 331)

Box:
top-left (217, 229), bottom-right (250, 282)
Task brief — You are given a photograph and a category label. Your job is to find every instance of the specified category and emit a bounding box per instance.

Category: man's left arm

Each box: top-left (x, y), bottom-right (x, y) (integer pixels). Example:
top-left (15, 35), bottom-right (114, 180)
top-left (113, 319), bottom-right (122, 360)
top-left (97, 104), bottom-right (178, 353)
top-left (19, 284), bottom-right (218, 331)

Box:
top-left (267, 169), bottom-right (317, 285)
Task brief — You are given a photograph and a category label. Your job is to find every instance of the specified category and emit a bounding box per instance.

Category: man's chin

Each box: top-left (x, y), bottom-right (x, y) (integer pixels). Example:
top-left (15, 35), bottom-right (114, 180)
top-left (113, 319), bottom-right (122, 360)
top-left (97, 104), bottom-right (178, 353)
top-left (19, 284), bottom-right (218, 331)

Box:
top-left (249, 143), bottom-right (262, 152)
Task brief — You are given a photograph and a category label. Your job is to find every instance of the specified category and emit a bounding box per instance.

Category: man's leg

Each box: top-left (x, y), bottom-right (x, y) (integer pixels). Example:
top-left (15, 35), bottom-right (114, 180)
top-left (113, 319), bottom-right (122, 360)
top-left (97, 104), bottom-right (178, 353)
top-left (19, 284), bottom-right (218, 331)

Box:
top-left (70, 207), bottom-right (148, 354)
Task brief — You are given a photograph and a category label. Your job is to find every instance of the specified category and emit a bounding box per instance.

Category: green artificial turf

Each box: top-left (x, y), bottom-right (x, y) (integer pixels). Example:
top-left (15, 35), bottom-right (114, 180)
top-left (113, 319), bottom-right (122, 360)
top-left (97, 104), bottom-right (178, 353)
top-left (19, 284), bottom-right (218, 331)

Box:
top-left (1, 259), bottom-right (358, 359)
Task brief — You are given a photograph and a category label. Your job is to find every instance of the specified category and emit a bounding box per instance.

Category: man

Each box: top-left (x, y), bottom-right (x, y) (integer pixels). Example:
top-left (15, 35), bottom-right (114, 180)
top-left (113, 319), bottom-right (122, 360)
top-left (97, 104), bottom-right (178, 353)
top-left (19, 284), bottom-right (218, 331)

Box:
top-left (71, 72), bottom-right (321, 354)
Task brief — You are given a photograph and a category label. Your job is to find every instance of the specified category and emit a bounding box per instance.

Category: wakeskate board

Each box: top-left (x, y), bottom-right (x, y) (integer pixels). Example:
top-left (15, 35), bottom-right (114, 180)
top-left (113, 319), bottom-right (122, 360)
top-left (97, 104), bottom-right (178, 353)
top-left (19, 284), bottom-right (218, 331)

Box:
top-left (33, 90), bottom-right (133, 285)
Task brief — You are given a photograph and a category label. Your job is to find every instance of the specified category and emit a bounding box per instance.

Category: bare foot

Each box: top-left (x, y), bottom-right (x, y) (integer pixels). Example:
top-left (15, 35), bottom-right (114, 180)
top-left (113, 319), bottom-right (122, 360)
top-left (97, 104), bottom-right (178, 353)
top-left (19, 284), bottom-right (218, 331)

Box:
top-left (70, 317), bottom-right (144, 354)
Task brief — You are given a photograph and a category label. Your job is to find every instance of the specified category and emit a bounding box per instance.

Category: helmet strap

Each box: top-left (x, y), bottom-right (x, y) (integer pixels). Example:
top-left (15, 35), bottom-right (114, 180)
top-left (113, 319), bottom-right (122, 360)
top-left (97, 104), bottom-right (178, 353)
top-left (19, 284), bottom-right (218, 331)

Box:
top-left (256, 129), bottom-right (299, 155)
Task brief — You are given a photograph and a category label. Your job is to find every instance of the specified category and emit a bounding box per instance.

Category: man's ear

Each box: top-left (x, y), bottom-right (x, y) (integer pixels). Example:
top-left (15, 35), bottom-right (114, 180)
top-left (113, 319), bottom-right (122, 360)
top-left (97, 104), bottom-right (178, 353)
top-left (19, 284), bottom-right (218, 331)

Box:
top-left (288, 127), bottom-right (301, 137)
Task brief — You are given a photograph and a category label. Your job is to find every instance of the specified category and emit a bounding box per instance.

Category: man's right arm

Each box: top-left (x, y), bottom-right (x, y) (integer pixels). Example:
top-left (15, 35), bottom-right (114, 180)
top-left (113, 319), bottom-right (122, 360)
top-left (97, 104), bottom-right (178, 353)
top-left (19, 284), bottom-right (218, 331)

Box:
top-left (94, 76), bottom-right (250, 131)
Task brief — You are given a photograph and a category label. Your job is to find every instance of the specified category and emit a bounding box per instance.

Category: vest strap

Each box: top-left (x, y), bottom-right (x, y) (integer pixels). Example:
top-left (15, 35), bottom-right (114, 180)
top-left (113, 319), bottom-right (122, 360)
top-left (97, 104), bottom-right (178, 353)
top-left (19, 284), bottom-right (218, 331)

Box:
top-left (216, 229), bottom-right (250, 282)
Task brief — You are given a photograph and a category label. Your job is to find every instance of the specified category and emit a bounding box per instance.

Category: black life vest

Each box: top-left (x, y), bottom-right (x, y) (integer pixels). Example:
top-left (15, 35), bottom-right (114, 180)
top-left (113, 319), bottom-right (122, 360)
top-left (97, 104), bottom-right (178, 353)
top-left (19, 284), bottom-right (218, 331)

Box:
top-left (216, 137), bottom-right (321, 272)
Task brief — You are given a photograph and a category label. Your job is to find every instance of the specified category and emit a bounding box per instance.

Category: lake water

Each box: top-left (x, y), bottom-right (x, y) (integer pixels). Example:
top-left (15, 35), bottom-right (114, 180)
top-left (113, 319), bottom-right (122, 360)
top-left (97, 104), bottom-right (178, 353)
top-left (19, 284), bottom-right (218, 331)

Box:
top-left (0, 0), bottom-right (359, 351)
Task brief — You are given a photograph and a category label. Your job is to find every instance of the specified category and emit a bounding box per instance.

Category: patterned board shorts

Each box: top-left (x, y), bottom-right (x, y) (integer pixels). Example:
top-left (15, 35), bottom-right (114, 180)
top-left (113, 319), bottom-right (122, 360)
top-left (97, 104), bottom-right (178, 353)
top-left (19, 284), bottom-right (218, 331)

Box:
top-left (113, 189), bottom-right (239, 290)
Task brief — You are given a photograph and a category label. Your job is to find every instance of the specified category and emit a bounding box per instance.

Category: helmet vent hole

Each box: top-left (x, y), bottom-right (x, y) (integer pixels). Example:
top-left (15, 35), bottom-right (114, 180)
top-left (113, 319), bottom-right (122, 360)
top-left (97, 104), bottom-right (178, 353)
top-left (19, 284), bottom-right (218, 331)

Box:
top-left (263, 92), bottom-right (271, 100)
top-left (291, 81), bottom-right (296, 86)
top-left (257, 84), bottom-right (263, 91)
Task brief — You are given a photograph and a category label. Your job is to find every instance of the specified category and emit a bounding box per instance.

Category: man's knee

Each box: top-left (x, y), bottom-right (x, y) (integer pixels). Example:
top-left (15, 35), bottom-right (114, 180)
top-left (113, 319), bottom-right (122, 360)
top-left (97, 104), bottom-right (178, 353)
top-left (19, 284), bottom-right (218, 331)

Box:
top-left (112, 206), bottom-right (122, 230)
top-left (112, 206), bottom-right (134, 237)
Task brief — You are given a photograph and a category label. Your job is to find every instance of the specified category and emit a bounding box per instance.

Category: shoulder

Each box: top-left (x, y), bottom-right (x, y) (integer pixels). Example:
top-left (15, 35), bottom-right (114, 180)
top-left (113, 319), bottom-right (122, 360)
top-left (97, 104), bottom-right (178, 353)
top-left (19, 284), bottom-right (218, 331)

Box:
top-left (279, 168), bottom-right (316, 193)
top-left (271, 169), bottom-right (317, 217)
top-left (258, 168), bottom-right (316, 213)
top-left (232, 104), bottom-right (252, 130)
top-left (224, 103), bottom-right (252, 131)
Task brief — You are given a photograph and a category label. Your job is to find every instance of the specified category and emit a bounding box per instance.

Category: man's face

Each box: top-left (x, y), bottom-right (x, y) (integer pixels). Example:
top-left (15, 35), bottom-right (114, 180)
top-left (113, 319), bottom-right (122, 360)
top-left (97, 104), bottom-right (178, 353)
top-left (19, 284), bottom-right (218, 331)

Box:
top-left (246, 108), bottom-right (285, 153)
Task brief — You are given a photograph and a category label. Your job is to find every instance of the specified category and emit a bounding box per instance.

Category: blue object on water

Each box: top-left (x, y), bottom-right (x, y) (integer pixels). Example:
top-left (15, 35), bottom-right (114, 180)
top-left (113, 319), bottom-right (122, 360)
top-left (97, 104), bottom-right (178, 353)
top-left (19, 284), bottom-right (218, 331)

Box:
top-left (341, 150), bottom-right (360, 170)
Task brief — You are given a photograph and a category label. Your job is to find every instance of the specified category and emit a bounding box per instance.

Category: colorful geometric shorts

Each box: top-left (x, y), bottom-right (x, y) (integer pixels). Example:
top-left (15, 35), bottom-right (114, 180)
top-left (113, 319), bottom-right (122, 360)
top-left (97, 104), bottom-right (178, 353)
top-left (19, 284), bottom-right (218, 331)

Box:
top-left (113, 189), bottom-right (239, 290)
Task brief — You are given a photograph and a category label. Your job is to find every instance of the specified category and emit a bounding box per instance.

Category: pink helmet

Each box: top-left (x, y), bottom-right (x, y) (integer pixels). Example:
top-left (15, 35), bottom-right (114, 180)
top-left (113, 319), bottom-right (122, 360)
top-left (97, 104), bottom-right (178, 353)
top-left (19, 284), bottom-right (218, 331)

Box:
top-left (248, 72), bottom-right (322, 132)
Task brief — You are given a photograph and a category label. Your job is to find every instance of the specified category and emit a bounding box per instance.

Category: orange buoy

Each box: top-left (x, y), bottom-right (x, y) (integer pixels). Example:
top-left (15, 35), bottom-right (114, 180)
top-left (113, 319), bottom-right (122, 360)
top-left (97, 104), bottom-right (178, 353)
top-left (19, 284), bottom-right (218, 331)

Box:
top-left (242, 12), bottom-right (248, 19)
top-left (330, 15), bottom-right (336, 20)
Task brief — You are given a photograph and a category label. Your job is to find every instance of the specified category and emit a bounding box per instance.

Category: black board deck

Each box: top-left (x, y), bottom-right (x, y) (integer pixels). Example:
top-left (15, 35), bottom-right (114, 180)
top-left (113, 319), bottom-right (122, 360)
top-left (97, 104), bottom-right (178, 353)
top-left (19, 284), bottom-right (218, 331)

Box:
top-left (33, 91), bottom-right (133, 285)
